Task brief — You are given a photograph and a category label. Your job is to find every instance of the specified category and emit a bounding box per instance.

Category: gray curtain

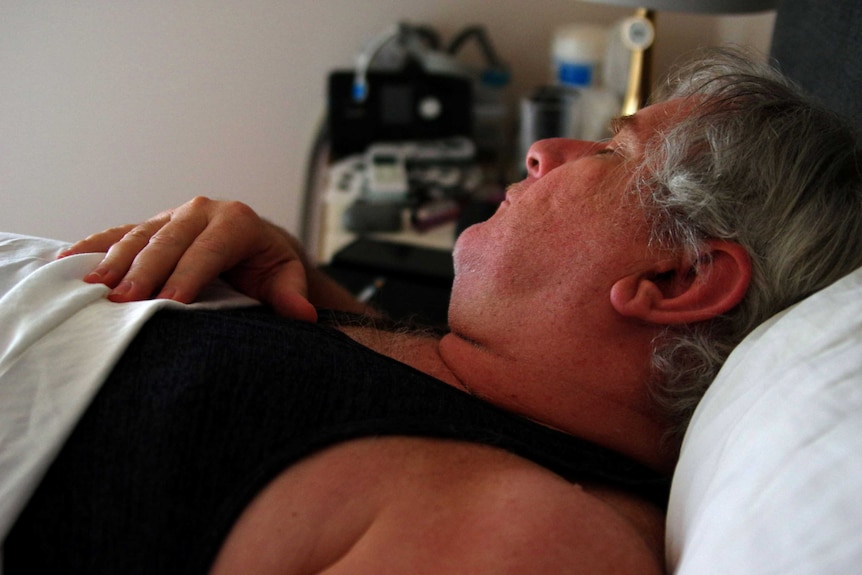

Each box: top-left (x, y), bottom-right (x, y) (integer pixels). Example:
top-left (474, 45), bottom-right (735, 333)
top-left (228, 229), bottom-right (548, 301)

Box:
top-left (770, 0), bottom-right (862, 133)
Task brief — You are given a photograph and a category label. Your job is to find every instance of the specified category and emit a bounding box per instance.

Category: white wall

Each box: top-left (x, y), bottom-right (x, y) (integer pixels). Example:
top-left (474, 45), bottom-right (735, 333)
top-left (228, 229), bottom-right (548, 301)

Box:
top-left (0, 1), bottom-right (775, 242)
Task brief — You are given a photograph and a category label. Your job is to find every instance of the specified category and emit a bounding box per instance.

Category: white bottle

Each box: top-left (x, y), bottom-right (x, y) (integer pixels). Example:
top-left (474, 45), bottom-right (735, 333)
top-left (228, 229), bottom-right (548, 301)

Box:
top-left (551, 24), bottom-right (609, 89)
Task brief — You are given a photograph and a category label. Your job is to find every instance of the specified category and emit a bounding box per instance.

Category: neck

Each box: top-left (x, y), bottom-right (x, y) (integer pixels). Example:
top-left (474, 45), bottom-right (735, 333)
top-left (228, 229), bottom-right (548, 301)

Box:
top-left (335, 317), bottom-right (675, 474)
top-left (436, 331), bottom-right (676, 474)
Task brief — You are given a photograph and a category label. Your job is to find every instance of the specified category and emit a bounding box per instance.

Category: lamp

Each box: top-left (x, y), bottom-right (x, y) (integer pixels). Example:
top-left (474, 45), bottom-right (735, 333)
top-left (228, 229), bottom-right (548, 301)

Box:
top-left (579, 0), bottom-right (779, 115)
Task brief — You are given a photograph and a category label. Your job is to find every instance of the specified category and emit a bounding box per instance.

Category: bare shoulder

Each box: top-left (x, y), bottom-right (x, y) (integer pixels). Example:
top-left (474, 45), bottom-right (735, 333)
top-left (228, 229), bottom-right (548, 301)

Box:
top-left (341, 438), bottom-right (667, 575)
top-left (211, 437), bottom-right (666, 575)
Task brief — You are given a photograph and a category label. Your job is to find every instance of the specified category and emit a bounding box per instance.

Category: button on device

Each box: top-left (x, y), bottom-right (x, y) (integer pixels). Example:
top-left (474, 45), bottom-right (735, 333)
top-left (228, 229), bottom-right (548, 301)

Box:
top-left (418, 96), bottom-right (442, 120)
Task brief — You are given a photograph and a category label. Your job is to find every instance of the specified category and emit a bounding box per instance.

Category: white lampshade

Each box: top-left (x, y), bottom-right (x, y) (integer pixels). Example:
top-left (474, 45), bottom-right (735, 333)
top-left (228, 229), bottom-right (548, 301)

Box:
top-left (579, 0), bottom-right (779, 13)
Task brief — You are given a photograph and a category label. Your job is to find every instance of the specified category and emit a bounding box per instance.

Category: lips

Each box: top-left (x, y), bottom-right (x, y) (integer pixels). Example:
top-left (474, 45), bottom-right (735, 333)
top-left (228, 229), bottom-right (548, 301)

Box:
top-left (505, 183), bottom-right (522, 202)
top-left (503, 182), bottom-right (526, 206)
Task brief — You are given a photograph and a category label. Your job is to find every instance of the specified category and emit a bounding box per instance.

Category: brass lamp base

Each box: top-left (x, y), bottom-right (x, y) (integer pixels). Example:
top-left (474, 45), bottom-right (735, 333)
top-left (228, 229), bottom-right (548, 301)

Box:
top-left (620, 8), bottom-right (656, 115)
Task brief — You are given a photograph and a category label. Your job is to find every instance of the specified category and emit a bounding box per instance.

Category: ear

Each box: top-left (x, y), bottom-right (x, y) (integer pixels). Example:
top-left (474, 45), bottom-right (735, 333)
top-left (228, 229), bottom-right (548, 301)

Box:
top-left (610, 240), bottom-right (752, 325)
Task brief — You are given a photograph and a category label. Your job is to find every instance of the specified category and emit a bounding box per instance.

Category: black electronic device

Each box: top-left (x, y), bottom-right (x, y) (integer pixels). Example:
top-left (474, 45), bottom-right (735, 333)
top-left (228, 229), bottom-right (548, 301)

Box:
top-left (323, 237), bottom-right (454, 326)
top-left (330, 237), bottom-right (454, 285)
top-left (327, 68), bottom-right (472, 158)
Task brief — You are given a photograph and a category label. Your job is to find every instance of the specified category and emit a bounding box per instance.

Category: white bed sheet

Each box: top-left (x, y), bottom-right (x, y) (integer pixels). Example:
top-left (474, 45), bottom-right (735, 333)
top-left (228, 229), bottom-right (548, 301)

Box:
top-left (0, 232), bottom-right (256, 545)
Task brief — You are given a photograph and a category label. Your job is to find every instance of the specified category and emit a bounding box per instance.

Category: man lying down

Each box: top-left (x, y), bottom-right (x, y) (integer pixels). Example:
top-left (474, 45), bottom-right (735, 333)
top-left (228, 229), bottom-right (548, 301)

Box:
top-left (2, 48), bottom-right (861, 574)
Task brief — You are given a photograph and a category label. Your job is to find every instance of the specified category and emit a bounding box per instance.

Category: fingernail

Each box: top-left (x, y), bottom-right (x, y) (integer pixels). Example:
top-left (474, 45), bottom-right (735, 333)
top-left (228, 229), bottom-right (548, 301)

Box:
top-left (83, 269), bottom-right (104, 283)
top-left (109, 280), bottom-right (132, 300)
top-left (156, 287), bottom-right (177, 300)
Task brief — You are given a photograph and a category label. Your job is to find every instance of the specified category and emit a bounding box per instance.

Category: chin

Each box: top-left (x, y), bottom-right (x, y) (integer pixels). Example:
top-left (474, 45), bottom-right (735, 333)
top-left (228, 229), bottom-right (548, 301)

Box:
top-left (453, 212), bottom-right (498, 260)
top-left (451, 225), bottom-right (477, 276)
top-left (449, 236), bottom-right (496, 320)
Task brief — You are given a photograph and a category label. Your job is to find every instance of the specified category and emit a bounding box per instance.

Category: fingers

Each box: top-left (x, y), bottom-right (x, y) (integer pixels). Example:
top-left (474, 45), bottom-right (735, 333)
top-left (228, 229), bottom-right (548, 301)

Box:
top-left (101, 198), bottom-right (233, 303)
top-left (58, 224), bottom-right (137, 261)
top-left (151, 202), bottom-right (257, 303)
top-left (83, 212), bottom-right (186, 299)
top-left (59, 196), bottom-right (321, 322)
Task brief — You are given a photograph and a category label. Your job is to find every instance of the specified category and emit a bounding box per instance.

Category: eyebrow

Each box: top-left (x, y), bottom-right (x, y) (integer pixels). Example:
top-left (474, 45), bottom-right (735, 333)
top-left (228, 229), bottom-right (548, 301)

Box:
top-left (609, 115), bottom-right (637, 136)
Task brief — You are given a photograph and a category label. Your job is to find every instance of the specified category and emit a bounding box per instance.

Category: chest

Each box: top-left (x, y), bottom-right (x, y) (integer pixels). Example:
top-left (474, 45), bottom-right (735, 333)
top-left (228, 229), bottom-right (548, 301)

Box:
top-left (336, 324), bottom-right (462, 387)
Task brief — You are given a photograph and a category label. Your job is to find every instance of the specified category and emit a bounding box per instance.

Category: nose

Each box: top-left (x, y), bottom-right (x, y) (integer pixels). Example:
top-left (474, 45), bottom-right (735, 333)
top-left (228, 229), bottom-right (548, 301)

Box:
top-left (525, 138), bottom-right (599, 179)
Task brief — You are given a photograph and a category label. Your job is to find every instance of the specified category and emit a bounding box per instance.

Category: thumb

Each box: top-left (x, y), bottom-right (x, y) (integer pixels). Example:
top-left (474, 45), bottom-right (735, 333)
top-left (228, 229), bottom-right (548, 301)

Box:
top-left (258, 260), bottom-right (318, 322)
top-left (270, 291), bottom-right (318, 323)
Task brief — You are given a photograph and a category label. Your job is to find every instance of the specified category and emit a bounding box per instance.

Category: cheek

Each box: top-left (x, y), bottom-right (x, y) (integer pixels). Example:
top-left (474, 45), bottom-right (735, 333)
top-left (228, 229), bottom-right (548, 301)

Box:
top-left (452, 216), bottom-right (577, 303)
top-left (450, 168), bottom-right (642, 298)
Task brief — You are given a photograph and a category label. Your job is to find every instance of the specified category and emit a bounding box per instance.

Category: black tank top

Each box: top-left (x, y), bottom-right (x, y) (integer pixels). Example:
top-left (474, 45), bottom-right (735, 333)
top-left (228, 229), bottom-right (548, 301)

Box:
top-left (5, 307), bottom-right (669, 574)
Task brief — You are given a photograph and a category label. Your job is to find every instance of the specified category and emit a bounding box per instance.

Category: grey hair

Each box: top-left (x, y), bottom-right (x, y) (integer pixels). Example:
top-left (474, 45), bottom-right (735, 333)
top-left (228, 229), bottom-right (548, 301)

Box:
top-left (640, 47), bottom-right (862, 439)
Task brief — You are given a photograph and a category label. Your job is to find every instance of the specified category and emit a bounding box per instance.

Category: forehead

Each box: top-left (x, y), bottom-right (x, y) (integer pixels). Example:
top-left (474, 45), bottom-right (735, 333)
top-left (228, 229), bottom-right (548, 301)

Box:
top-left (612, 99), bottom-right (692, 144)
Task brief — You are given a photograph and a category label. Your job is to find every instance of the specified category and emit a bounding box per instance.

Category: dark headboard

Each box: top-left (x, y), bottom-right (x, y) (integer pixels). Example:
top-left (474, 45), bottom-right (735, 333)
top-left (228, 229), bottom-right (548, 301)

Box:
top-left (770, 0), bottom-right (862, 134)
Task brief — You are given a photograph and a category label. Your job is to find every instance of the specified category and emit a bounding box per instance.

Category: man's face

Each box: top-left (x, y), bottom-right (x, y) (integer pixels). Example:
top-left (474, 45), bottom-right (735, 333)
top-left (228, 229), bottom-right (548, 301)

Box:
top-left (448, 99), bottom-right (687, 344)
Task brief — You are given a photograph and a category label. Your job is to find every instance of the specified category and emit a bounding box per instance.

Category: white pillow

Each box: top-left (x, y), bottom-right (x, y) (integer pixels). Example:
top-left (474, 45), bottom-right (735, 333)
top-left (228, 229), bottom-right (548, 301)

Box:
top-left (667, 265), bottom-right (862, 575)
